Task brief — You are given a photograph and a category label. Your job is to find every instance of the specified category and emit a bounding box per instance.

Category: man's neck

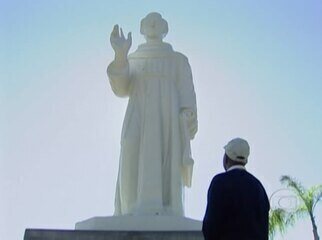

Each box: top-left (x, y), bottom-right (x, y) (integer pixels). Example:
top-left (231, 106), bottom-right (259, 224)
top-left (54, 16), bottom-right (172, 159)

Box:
top-left (226, 165), bottom-right (246, 172)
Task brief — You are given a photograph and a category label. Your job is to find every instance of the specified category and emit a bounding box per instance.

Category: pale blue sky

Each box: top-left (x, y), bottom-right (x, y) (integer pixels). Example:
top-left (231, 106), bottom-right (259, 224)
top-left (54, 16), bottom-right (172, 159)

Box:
top-left (1, 1), bottom-right (322, 240)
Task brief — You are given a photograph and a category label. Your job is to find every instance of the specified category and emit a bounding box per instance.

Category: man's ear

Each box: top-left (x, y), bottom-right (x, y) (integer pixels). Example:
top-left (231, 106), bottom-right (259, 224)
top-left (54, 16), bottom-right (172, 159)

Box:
top-left (223, 154), bottom-right (228, 170)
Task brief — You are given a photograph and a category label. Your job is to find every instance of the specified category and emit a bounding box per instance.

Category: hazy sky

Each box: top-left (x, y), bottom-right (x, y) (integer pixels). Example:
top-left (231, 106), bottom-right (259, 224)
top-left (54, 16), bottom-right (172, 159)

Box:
top-left (1, 1), bottom-right (322, 239)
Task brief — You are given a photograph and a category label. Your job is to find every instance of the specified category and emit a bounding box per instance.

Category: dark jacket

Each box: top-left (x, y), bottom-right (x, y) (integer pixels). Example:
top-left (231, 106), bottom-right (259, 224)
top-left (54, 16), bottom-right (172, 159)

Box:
top-left (202, 169), bottom-right (270, 240)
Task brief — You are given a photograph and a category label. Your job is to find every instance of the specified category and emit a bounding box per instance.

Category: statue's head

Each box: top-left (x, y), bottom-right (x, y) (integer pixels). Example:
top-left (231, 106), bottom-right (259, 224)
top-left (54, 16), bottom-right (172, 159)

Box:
top-left (140, 12), bottom-right (168, 41)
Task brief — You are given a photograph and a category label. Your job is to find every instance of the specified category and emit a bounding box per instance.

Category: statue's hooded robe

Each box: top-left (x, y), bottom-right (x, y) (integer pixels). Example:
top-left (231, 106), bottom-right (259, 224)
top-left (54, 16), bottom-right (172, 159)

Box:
top-left (107, 42), bottom-right (197, 216)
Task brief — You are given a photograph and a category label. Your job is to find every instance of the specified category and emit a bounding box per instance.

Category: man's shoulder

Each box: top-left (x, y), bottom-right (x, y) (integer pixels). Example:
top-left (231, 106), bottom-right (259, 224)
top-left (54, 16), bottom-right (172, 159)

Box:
top-left (241, 170), bottom-right (265, 186)
top-left (228, 170), bottom-right (268, 195)
top-left (210, 172), bottom-right (229, 185)
top-left (211, 170), bottom-right (264, 187)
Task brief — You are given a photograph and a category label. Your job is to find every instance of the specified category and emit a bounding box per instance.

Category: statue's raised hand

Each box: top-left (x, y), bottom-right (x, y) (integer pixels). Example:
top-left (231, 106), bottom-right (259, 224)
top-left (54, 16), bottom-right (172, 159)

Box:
top-left (110, 24), bottom-right (132, 61)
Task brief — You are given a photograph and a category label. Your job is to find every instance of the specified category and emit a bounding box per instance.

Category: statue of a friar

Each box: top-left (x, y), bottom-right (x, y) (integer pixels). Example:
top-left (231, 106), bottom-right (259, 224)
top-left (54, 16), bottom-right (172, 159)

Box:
top-left (107, 12), bottom-right (198, 217)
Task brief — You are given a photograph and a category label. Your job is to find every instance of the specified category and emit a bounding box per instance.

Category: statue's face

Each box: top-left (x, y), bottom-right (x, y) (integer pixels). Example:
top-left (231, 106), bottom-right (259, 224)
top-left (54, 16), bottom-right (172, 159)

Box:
top-left (144, 15), bottom-right (163, 39)
top-left (141, 12), bottom-right (168, 40)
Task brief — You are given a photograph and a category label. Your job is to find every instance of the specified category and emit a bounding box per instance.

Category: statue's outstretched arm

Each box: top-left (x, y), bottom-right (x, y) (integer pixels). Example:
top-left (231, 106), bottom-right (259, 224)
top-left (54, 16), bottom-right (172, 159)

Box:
top-left (107, 25), bottom-right (132, 97)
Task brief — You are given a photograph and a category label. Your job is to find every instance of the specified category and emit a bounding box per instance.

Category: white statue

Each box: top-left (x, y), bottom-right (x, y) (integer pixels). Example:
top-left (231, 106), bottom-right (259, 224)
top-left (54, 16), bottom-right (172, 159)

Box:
top-left (107, 12), bottom-right (198, 217)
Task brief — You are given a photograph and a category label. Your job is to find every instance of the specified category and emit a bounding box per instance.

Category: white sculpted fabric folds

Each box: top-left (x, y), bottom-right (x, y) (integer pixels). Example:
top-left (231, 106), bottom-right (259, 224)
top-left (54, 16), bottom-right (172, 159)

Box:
top-left (107, 13), bottom-right (197, 217)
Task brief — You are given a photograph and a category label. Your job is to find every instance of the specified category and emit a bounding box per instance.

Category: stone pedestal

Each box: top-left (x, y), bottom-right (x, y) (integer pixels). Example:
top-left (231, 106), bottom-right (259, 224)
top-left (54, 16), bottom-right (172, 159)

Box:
top-left (25, 216), bottom-right (204, 239)
top-left (24, 229), bottom-right (204, 240)
top-left (75, 215), bottom-right (202, 231)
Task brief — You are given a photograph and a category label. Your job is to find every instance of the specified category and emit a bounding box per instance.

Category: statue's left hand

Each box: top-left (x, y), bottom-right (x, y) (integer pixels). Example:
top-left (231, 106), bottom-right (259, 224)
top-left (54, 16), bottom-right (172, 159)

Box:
top-left (182, 109), bottom-right (198, 139)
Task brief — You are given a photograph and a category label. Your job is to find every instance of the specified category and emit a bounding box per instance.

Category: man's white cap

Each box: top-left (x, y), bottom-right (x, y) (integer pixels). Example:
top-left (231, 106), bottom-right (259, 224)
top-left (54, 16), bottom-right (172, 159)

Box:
top-left (224, 138), bottom-right (250, 164)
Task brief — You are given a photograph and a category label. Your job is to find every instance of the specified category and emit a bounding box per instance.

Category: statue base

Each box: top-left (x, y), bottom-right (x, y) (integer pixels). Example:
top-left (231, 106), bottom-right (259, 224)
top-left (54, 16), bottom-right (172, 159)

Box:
top-left (24, 216), bottom-right (203, 239)
top-left (75, 215), bottom-right (202, 231)
top-left (24, 229), bottom-right (203, 240)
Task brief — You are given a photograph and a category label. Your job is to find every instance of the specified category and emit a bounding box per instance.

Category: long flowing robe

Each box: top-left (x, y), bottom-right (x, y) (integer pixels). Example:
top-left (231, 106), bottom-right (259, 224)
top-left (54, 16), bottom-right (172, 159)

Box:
top-left (107, 42), bottom-right (197, 216)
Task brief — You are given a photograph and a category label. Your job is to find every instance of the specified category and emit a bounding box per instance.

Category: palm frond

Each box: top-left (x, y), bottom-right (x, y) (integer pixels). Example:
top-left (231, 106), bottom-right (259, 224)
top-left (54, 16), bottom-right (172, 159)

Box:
top-left (311, 185), bottom-right (322, 211)
top-left (280, 175), bottom-right (309, 209)
top-left (293, 204), bottom-right (308, 219)
top-left (269, 208), bottom-right (295, 239)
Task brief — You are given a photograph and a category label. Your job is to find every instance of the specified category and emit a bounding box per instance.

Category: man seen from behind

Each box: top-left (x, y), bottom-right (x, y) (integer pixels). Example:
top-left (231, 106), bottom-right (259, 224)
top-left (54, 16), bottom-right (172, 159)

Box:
top-left (202, 138), bottom-right (270, 240)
